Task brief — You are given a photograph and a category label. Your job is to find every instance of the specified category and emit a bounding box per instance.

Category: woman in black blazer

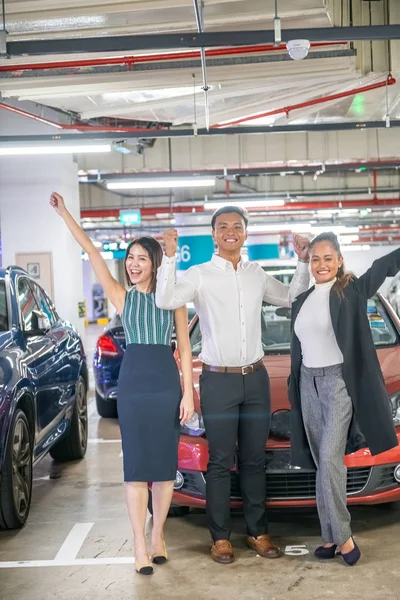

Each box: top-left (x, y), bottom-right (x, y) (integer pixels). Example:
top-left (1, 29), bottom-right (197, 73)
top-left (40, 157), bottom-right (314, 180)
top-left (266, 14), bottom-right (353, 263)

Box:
top-left (289, 232), bottom-right (399, 566)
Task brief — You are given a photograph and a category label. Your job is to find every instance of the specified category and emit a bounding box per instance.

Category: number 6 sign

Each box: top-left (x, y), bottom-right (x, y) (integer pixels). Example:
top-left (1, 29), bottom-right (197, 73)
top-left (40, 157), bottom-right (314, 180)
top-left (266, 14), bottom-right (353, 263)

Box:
top-left (177, 245), bottom-right (192, 263)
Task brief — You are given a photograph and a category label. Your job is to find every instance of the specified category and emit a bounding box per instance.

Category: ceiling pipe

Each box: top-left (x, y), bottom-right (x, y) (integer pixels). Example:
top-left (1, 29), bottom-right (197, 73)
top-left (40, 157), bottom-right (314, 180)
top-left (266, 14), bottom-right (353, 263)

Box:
top-left (192, 0), bottom-right (210, 131)
top-left (80, 198), bottom-right (400, 219)
top-left (0, 76), bottom-right (396, 134)
top-left (0, 49), bottom-right (356, 79)
top-left (212, 75), bottom-right (397, 128)
top-left (0, 42), bottom-right (345, 73)
top-left (0, 102), bottom-right (63, 129)
top-left (85, 160), bottom-right (400, 179)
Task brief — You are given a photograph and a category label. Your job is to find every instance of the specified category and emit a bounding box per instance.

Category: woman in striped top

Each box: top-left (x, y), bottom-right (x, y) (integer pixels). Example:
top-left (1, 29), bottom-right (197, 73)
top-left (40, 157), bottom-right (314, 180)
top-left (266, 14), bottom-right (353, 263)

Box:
top-left (50, 192), bottom-right (194, 576)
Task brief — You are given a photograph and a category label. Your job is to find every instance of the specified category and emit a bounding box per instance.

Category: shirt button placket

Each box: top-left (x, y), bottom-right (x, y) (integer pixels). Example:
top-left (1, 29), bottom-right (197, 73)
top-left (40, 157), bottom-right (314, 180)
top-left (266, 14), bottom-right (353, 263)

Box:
top-left (238, 279), bottom-right (246, 363)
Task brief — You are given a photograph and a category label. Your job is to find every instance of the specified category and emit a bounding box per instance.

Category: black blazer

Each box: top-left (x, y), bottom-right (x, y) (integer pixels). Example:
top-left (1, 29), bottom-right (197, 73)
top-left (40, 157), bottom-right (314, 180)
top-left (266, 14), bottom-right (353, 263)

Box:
top-left (289, 248), bottom-right (400, 470)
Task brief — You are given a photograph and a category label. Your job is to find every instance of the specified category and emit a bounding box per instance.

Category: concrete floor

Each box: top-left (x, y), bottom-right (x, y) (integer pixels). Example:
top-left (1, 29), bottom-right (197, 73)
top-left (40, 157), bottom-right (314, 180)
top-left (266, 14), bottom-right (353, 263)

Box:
top-left (1, 326), bottom-right (400, 600)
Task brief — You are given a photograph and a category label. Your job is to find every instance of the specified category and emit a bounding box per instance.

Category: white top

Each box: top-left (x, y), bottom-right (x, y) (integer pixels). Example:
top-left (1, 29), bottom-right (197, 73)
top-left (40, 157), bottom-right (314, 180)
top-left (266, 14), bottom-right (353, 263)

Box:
top-left (294, 279), bottom-right (344, 368)
top-left (156, 254), bottom-right (310, 367)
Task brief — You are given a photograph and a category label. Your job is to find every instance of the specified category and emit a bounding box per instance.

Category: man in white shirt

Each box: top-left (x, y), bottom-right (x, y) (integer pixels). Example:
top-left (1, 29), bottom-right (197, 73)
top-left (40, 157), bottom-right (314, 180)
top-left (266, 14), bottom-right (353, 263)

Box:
top-left (156, 206), bottom-right (310, 564)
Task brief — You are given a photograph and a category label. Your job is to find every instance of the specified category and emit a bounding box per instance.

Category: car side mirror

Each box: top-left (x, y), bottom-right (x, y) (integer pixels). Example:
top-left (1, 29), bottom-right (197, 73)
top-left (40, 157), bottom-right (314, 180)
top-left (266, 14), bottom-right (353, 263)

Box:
top-left (275, 307), bottom-right (292, 319)
top-left (26, 310), bottom-right (51, 335)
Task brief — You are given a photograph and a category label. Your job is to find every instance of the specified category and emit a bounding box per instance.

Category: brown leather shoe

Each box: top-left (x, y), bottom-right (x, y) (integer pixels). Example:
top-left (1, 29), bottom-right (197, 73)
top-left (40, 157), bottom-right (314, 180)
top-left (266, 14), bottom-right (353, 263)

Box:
top-left (246, 534), bottom-right (281, 559)
top-left (211, 540), bottom-right (235, 564)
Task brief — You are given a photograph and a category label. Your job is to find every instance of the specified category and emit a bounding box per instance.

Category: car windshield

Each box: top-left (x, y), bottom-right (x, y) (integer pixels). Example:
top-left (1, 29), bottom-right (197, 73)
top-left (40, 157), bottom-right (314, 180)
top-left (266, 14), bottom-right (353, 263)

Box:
top-left (0, 279), bottom-right (8, 332)
top-left (190, 296), bottom-right (397, 355)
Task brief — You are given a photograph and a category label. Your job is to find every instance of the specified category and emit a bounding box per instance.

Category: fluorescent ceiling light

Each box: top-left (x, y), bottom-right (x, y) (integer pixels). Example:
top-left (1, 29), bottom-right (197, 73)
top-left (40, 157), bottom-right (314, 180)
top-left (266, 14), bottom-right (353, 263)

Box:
top-left (0, 144), bottom-right (111, 156)
top-left (205, 200), bottom-right (285, 209)
top-left (107, 178), bottom-right (215, 190)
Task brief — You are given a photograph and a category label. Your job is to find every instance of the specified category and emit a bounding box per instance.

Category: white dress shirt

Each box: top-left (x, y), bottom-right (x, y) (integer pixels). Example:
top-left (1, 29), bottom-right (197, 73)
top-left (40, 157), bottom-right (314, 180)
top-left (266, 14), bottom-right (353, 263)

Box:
top-left (294, 278), bottom-right (344, 368)
top-left (156, 254), bottom-right (310, 367)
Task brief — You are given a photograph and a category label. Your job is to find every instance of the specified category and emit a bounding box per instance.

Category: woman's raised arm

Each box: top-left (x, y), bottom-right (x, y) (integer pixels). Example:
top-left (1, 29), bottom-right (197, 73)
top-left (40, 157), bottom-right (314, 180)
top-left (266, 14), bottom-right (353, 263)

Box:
top-left (50, 192), bottom-right (126, 314)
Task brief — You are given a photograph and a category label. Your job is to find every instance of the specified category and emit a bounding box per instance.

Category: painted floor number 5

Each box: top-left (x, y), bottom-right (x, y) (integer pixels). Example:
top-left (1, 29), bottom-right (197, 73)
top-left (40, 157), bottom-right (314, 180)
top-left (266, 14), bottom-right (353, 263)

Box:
top-left (284, 545), bottom-right (309, 556)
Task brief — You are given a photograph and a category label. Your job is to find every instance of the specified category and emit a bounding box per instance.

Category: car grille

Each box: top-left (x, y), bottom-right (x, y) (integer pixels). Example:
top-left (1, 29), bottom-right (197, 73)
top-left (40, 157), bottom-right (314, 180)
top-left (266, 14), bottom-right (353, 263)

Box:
top-left (181, 472), bottom-right (205, 496)
top-left (373, 465), bottom-right (397, 490)
top-left (229, 467), bottom-right (371, 500)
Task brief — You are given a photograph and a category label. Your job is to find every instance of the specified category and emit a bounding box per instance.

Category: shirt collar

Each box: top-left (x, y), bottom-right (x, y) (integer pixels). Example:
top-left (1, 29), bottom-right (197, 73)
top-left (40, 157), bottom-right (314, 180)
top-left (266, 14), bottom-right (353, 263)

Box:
top-left (211, 253), bottom-right (245, 271)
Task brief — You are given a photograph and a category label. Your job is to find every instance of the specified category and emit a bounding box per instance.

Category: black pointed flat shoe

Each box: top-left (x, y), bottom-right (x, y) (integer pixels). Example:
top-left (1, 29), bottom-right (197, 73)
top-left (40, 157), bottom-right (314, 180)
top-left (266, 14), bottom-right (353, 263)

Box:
top-left (341, 538), bottom-right (361, 566)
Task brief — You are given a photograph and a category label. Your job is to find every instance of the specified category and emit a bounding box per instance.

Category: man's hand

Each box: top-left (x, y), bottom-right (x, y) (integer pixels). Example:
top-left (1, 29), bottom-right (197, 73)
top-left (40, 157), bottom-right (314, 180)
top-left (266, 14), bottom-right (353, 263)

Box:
top-left (163, 228), bottom-right (178, 258)
top-left (293, 234), bottom-right (310, 262)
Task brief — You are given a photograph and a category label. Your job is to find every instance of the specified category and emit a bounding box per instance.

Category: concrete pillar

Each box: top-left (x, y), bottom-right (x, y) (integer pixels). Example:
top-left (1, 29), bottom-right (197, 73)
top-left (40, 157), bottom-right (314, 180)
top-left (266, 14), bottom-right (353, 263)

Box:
top-left (0, 155), bottom-right (85, 337)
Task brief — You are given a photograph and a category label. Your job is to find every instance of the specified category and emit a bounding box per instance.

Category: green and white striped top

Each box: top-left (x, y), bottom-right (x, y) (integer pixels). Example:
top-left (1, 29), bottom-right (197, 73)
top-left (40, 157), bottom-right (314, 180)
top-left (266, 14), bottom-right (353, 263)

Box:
top-left (121, 287), bottom-right (174, 345)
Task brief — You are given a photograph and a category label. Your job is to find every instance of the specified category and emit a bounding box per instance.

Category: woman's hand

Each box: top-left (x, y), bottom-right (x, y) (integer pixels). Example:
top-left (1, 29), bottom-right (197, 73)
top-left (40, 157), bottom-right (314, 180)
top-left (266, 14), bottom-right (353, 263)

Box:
top-left (179, 392), bottom-right (194, 426)
top-left (50, 192), bottom-right (67, 217)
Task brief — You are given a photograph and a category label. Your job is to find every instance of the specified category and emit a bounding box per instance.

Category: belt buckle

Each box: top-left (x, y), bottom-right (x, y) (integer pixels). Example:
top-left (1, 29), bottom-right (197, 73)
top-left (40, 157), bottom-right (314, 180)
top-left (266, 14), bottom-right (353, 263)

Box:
top-left (242, 365), bottom-right (252, 376)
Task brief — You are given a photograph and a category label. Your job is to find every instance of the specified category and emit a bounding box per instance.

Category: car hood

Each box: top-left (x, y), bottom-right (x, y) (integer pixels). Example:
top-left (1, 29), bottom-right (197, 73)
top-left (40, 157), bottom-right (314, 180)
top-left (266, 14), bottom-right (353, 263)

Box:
top-left (190, 347), bottom-right (400, 414)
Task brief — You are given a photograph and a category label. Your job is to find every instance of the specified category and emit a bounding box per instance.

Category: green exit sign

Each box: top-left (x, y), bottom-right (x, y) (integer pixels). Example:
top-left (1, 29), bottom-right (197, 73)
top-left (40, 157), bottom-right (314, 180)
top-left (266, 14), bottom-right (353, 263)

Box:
top-left (119, 210), bottom-right (141, 225)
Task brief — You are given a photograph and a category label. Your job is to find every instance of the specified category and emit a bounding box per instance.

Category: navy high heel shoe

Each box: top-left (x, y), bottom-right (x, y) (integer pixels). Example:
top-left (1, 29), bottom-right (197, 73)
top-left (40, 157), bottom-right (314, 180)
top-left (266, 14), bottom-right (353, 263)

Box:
top-left (341, 537), bottom-right (361, 566)
top-left (314, 544), bottom-right (337, 559)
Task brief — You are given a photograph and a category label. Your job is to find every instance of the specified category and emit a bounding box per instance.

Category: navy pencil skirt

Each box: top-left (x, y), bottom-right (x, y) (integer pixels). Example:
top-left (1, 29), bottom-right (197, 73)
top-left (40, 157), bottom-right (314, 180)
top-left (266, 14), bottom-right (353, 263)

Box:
top-left (117, 343), bottom-right (182, 482)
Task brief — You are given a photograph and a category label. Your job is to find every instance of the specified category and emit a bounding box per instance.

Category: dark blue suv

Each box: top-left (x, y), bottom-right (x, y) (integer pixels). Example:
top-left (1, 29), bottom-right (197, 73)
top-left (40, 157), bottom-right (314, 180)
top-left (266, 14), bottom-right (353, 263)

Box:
top-left (0, 266), bottom-right (88, 530)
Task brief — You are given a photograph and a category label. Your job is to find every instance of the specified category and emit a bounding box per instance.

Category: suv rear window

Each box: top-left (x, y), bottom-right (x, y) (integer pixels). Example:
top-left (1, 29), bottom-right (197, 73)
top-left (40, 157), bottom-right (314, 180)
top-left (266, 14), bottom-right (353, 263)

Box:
top-left (0, 279), bottom-right (8, 332)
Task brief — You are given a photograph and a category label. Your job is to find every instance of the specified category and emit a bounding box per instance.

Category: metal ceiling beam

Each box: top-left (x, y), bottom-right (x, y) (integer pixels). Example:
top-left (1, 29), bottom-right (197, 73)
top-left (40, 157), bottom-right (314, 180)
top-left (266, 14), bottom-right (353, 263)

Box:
top-left (94, 162), bottom-right (400, 180)
top-left (1, 120), bottom-right (400, 143)
top-left (6, 25), bottom-right (400, 56)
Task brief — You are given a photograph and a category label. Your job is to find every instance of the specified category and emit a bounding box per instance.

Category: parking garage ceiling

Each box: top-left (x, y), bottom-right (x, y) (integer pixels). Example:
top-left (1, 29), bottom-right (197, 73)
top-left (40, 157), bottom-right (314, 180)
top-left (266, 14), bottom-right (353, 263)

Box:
top-left (0, 0), bottom-right (400, 244)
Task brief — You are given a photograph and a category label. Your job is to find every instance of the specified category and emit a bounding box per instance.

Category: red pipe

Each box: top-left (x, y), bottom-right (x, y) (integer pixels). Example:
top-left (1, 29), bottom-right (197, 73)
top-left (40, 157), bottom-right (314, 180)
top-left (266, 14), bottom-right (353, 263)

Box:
top-left (0, 74), bottom-right (395, 133)
top-left (373, 169), bottom-right (378, 200)
top-left (0, 102), bottom-right (63, 129)
top-left (0, 42), bottom-right (344, 73)
top-left (355, 235), bottom-right (400, 243)
top-left (211, 76), bottom-right (397, 128)
top-left (81, 198), bottom-right (400, 219)
top-left (0, 101), bottom-right (159, 131)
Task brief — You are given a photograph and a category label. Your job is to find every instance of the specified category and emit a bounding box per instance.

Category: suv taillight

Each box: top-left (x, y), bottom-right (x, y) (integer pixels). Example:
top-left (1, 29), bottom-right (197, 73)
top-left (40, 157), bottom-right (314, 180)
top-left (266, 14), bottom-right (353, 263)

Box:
top-left (96, 334), bottom-right (119, 357)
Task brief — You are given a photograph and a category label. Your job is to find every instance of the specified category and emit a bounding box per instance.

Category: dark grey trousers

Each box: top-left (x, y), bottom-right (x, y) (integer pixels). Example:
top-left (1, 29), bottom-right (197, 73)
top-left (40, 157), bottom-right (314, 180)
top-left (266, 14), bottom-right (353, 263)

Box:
top-left (300, 364), bottom-right (353, 545)
top-left (199, 365), bottom-right (271, 541)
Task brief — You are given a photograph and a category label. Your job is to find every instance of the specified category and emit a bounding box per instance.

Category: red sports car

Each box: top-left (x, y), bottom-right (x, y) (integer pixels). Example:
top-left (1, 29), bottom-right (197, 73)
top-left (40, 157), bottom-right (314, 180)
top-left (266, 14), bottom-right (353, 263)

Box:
top-left (149, 293), bottom-right (400, 516)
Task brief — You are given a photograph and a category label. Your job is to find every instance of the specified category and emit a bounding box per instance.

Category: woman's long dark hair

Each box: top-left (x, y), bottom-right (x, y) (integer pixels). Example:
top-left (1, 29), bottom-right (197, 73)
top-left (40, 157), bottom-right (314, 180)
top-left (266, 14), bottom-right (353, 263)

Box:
top-left (310, 232), bottom-right (354, 294)
top-left (124, 237), bottom-right (163, 292)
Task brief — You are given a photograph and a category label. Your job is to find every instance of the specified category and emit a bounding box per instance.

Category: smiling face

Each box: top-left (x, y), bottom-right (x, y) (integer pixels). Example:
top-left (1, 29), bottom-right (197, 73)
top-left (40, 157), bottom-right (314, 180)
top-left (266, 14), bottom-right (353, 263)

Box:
top-left (125, 243), bottom-right (153, 289)
top-left (212, 212), bottom-right (248, 255)
top-left (310, 240), bottom-right (343, 284)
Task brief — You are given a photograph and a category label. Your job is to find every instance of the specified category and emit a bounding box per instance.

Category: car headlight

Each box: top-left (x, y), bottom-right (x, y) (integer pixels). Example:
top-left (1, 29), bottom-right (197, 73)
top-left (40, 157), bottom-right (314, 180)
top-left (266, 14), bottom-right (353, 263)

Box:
top-left (180, 411), bottom-right (206, 437)
top-left (389, 393), bottom-right (400, 426)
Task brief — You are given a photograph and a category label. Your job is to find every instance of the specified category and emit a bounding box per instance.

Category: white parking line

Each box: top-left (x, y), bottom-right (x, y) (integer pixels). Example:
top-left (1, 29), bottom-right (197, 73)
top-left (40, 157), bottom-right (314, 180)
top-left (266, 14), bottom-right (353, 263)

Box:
top-left (0, 522), bottom-right (135, 569)
top-left (54, 522), bottom-right (94, 562)
top-left (0, 557), bottom-right (134, 569)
